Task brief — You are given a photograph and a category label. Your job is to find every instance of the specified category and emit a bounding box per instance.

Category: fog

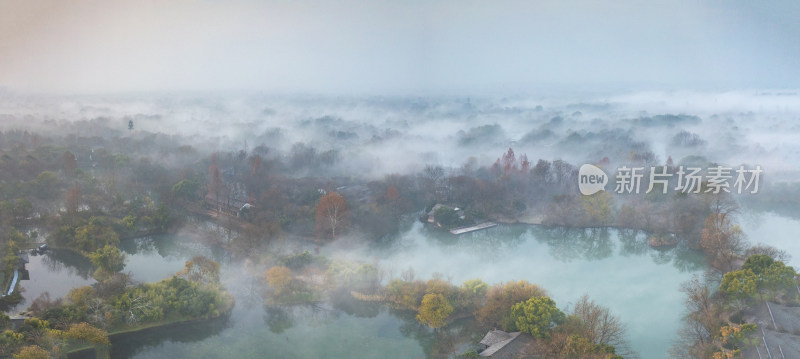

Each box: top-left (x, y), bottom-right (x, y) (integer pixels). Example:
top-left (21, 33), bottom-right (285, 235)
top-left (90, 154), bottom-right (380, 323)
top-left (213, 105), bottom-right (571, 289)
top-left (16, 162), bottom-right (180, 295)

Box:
top-left (1, 91), bottom-right (798, 183)
top-left (1, 0), bottom-right (799, 94)
top-left (1, 2), bottom-right (800, 358)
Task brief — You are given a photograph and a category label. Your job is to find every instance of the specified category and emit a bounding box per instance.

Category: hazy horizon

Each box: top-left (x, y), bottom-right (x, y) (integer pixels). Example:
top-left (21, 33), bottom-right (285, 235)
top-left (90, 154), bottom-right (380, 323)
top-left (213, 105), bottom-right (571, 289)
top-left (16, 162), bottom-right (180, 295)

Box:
top-left (1, 0), bottom-right (798, 95)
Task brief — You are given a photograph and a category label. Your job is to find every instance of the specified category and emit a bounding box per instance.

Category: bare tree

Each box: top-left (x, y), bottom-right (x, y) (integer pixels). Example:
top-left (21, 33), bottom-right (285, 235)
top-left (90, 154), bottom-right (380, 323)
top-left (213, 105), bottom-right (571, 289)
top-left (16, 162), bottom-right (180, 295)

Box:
top-left (125, 295), bottom-right (153, 325)
top-left (700, 213), bottom-right (748, 272)
top-left (571, 294), bottom-right (635, 358)
top-left (670, 275), bottom-right (719, 359)
top-left (315, 192), bottom-right (349, 239)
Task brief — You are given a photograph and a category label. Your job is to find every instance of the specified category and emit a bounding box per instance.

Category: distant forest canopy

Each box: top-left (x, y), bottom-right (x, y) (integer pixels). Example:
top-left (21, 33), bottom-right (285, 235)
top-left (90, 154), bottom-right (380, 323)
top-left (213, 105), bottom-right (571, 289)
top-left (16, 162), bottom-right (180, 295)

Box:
top-left (0, 100), bottom-right (796, 254)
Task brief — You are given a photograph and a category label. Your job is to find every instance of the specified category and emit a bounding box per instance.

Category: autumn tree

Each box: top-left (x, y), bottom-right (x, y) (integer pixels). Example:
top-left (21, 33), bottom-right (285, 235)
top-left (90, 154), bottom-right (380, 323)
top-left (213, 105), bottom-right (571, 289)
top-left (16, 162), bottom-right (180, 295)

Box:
top-left (207, 154), bottom-right (225, 213)
top-left (425, 276), bottom-right (455, 299)
top-left (386, 278), bottom-right (426, 309)
top-left (581, 191), bottom-right (614, 226)
top-left (65, 185), bottom-right (81, 213)
top-left (519, 154), bottom-right (531, 174)
top-left (700, 213), bottom-right (747, 272)
top-left (671, 275), bottom-right (722, 359)
top-left (64, 322), bottom-right (110, 349)
top-left (416, 293), bottom-right (454, 328)
top-left (569, 295), bottom-right (631, 356)
top-left (509, 296), bottom-right (565, 338)
top-left (385, 185), bottom-right (400, 203)
top-left (315, 192), bottom-right (349, 239)
top-left (501, 148), bottom-right (517, 175)
top-left (457, 278), bottom-right (489, 310)
top-left (178, 256), bottom-right (221, 286)
top-left (264, 266), bottom-right (293, 296)
top-left (477, 280), bottom-right (547, 330)
top-left (13, 346), bottom-right (49, 359)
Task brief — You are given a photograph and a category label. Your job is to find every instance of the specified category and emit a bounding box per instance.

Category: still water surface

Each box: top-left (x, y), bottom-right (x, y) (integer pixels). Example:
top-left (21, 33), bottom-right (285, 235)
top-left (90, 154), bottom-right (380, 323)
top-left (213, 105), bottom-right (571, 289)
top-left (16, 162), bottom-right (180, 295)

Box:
top-left (17, 212), bottom-right (798, 358)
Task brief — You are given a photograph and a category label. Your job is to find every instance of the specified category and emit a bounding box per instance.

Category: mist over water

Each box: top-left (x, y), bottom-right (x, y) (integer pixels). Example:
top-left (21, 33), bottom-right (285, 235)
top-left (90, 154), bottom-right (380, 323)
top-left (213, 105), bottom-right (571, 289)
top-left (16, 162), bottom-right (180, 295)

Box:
top-left (1, 1), bottom-right (799, 358)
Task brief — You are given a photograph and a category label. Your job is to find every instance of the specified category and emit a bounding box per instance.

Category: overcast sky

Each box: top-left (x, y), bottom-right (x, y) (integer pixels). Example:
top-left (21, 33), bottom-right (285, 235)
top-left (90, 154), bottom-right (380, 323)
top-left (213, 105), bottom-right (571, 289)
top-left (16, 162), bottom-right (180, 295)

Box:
top-left (1, 0), bottom-right (798, 95)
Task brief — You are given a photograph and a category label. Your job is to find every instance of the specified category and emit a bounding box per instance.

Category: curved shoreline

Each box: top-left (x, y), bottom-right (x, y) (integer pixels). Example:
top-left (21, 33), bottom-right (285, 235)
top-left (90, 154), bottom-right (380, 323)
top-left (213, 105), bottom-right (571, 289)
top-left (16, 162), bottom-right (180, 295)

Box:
top-left (66, 297), bottom-right (234, 358)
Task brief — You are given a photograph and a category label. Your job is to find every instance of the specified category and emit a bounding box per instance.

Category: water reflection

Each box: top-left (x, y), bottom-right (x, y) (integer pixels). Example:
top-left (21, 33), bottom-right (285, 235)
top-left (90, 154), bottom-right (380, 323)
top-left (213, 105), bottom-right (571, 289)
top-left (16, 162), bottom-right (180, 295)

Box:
top-left (264, 306), bottom-right (294, 334)
top-left (40, 220), bottom-right (714, 359)
top-left (531, 226), bottom-right (615, 261)
top-left (617, 229), bottom-right (650, 257)
top-left (41, 250), bottom-right (93, 279)
top-left (396, 312), bottom-right (484, 359)
top-left (106, 311), bottom-right (232, 359)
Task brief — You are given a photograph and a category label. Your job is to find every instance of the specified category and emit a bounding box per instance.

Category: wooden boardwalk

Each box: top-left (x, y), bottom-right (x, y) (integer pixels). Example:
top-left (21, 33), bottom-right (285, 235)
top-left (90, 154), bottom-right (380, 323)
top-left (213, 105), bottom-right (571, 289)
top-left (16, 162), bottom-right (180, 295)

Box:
top-left (2, 269), bottom-right (19, 297)
top-left (449, 222), bottom-right (498, 235)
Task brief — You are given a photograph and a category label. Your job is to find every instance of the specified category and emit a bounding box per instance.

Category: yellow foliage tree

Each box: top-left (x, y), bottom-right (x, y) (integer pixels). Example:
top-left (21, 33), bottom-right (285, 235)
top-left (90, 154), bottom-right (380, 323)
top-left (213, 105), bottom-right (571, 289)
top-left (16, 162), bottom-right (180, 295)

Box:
top-left (416, 293), bottom-right (453, 329)
top-left (64, 322), bottom-right (110, 345)
top-left (581, 191), bottom-right (613, 226)
top-left (264, 266), bottom-right (293, 295)
top-left (13, 346), bottom-right (49, 359)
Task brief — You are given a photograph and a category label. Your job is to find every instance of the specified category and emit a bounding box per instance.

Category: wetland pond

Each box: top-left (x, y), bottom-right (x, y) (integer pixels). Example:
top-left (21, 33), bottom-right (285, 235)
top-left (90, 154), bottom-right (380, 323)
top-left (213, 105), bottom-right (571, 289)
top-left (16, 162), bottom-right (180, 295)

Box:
top-left (16, 211), bottom-right (799, 358)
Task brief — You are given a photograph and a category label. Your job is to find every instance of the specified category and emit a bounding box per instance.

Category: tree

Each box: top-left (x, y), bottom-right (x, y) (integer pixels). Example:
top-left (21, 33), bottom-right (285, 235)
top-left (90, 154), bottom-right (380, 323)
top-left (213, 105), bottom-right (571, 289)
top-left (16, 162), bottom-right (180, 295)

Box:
top-left (570, 295), bottom-right (631, 356)
top-left (207, 154), bottom-right (224, 213)
top-left (128, 120), bottom-right (134, 131)
top-left (12, 199), bottom-right (32, 221)
top-left (34, 171), bottom-right (58, 199)
top-left (416, 293), bottom-right (454, 328)
top-left (62, 151), bottom-right (77, 176)
top-left (741, 254), bottom-right (774, 276)
top-left (385, 185), bottom-right (400, 202)
top-left (264, 266), bottom-right (292, 295)
top-left (581, 191), bottom-right (613, 226)
top-left (458, 279), bottom-right (489, 309)
top-left (386, 279), bottom-right (426, 309)
top-left (761, 260), bottom-right (797, 294)
top-left (425, 277), bottom-right (455, 299)
top-left (509, 296), bottom-right (565, 338)
top-left (73, 217), bottom-right (120, 253)
top-left (13, 346), bottom-right (49, 359)
top-left (315, 192), bottom-right (349, 239)
top-left (672, 275), bottom-right (719, 359)
top-left (65, 186), bottom-right (81, 213)
top-left (501, 148), bottom-right (517, 175)
top-left (64, 322), bottom-right (109, 345)
top-left (700, 213), bottom-right (747, 272)
top-left (519, 154), bottom-right (531, 174)
top-left (477, 280), bottom-right (547, 330)
top-left (170, 179), bottom-right (201, 202)
top-left (744, 244), bottom-right (791, 264)
top-left (178, 256), bottom-right (220, 286)
top-left (719, 269), bottom-right (757, 302)
top-left (88, 245), bottom-right (126, 280)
